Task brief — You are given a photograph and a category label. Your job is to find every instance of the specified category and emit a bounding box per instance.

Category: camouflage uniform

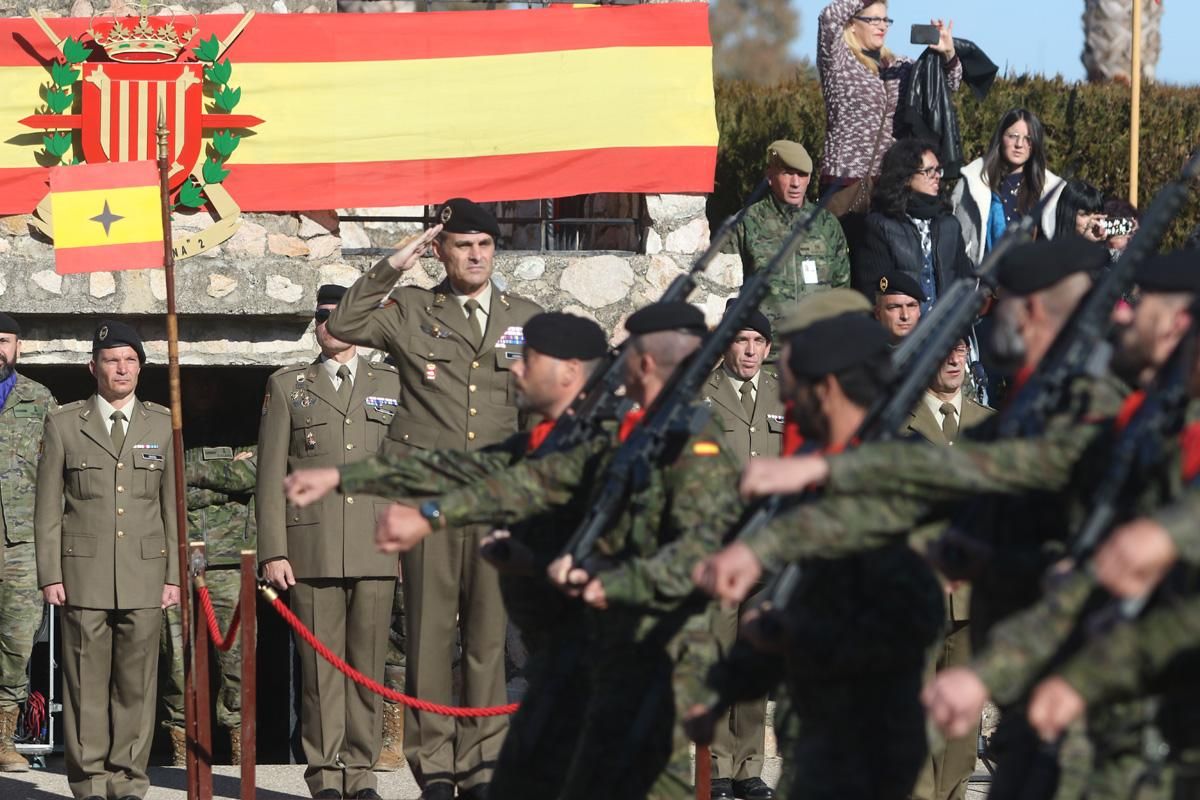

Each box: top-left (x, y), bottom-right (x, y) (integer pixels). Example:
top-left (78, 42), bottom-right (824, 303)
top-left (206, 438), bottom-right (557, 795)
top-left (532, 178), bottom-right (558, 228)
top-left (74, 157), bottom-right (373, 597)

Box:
top-left (161, 447), bottom-right (256, 740)
top-left (339, 432), bottom-right (593, 800)
top-left (0, 374), bottom-right (55, 763)
top-left (430, 410), bottom-right (746, 800)
top-left (726, 194), bottom-right (851, 327)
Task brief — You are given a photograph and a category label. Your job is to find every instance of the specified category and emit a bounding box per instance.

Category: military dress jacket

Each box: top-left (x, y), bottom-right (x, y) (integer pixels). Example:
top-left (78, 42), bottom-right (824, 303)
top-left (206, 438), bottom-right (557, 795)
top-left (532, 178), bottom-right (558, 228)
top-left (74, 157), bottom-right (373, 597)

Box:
top-left (33, 395), bottom-right (179, 610)
top-left (0, 373), bottom-right (56, 546)
top-left (327, 263), bottom-right (543, 454)
top-left (703, 367), bottom-right (786, 465)
top-left (905, 394), bottom-right (993, 446)
top-left (256, 356), bottom-right (401, 579)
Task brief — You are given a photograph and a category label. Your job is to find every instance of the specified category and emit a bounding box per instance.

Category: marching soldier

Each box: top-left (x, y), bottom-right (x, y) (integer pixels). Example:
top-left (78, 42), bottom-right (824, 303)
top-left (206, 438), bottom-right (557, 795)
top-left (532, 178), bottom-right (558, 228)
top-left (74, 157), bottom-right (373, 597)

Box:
top-left (327, 198), bottom-right (542, 800)
top-left (160, 445), bottom-right (257, 766)
top-left (727, 140), bottom-right (851, 327)
top-left (702, 304), bottom-right (781, 800)
top-left (0, 313), bottom-right (56, 773)
top-left (257, 285), bottom-right (402, 800)
top-left (872, 271), bottom-right (925, 343)
top-left (34, 320), bottom-right (179, 800)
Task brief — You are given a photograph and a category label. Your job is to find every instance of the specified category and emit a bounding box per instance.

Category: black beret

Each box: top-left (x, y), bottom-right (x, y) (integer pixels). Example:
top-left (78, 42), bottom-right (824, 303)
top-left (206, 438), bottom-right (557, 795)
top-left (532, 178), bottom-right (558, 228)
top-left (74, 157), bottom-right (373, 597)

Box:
top-left (786, 312), bottom-right (890, 379)
top-left (874, 271), bottom-right (927, 303)
top-left (723, 298), bottom-right (772, 341)
top-left (316, 284), bottom-right (347, 306)
top-left (436, 197), bottom-right (501, 241)
top-left (1134, 251), bottom-right (1200, 294)
top-left (93, 319), bottom-right (145, 363)
top-left (524, 312), bottom-right (609, 360)
top-left (997, 239), bottom-right (1109, 296)
top-left (625, 302), bottom-right (707, 336)
top-left (0, 313), bottom-right (20, 336)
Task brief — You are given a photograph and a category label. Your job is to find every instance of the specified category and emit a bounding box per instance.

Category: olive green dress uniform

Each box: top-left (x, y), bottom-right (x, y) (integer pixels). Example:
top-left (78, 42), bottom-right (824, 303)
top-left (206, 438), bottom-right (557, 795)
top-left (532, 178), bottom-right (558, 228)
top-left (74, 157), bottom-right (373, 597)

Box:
top-left (256, 355), bottom-right (401, 798)
top-left (327, 262), bottom-right (542, 791)
top-left (904, 393), bottom-right (994, 800)
top-left (0, 374), bottom-right (56, 716)
top-left (34, 395), bottom-right (178, 800)
top-left (703, 365), bottom-right (785, 785)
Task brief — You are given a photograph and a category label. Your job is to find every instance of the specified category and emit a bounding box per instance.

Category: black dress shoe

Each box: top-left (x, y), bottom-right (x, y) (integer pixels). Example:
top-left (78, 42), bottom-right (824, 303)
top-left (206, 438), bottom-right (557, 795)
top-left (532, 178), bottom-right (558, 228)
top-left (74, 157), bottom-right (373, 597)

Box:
top-left (419, 784), bottom-right (455, 800)
top-left (352, 790), bottom-right (383, 800)
top-left (711, 777), bottom-right (734, 799)
top-left (312, 790), bottom-right (342, 799)
top-left (733, 776), bottom-right (775, 799)
top-left (458, 785), bottom-right (489, 800)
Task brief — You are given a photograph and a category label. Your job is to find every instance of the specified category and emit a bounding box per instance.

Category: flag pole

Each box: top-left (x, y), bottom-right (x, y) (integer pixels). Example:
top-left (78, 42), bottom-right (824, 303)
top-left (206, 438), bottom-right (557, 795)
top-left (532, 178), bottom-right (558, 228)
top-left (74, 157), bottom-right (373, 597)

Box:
top-left (157, 99), bottom-right (211, 800)
top-left (1130, 0), bottom-right (1143, 204)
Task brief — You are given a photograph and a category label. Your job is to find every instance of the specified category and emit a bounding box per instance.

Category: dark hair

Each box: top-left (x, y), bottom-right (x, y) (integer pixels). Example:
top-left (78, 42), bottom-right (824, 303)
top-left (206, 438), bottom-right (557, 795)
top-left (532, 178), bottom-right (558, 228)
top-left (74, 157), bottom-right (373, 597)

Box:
top-left (833, 351), bottom-right (894, 408)
top-left (1053, 180), bottom-right (1105, 240)
top-left (873, 138), bottom-right (946, 219)
top-left (1103, 197), bottom-right (1139, 220)
top-left (982, 108), bottom-right (1047, 217)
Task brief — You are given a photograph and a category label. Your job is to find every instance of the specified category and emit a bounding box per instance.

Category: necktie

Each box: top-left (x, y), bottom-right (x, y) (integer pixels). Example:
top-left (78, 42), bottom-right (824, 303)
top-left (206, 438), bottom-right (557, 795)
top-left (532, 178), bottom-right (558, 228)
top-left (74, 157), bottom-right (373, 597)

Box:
top-left (940, 402), bottom-right (958, 444)
top-left (336, 364), bottom-right (352, 409)
top-left (739, 380), bottom-right (756, 419)
top-left (464, 299), bottom-right (484, 349)
top-left (110, 410), bottom-right (126, 453)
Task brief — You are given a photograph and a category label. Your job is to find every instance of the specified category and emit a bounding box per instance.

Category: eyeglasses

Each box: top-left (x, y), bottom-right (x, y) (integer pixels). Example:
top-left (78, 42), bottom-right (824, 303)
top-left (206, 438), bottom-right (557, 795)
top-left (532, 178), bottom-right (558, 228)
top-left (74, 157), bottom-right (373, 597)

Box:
top-left (1003, 133), bottom-right (1033, 146)
top-left (314, 309), bottom-right (332, 324)
top-left (852, 15), bottom-right (894, 27)
top-left (914, 165), bottom-right (944, 178)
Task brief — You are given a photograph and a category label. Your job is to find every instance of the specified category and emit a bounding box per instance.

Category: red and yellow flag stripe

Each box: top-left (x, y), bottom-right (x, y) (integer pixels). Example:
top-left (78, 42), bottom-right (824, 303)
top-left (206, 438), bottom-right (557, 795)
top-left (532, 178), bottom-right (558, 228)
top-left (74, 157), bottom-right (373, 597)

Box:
top-left (49, 160), bottom-right (164, 274)
top-left (0, 5), bottom-right (717, 213)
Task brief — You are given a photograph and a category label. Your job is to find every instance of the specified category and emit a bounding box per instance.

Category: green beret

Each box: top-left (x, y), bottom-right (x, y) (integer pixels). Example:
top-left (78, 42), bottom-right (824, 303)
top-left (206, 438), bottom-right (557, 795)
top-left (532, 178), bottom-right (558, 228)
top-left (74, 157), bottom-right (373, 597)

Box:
top-left (997, 239), bottom-right (1108, 296)
top-left (524, 312), bottom-right (609, 360)
top-left (776, 289), bottom-right (872, 336)
top-left (437, 197), bottom-right (501, 241)
top-left (93, 319), bottom-right (146, 363)
top-left (625, 302), bottom-right (707, 336)
top-left (786, 312), bottom-right (890, 379)
top-left (1135, 251), bottom-right (1200, 294)
top-left (767, 140), bottom-right (813, 173)
top-left (875, 271), bottom-right (928, 303)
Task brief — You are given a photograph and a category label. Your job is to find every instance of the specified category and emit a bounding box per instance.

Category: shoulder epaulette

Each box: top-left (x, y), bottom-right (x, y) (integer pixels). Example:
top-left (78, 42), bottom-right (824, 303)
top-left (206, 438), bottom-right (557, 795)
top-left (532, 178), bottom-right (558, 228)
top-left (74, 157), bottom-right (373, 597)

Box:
top-left (49, 399), bottom-right (87, 416)
top-left (142, 400), bottom-right (171, 415)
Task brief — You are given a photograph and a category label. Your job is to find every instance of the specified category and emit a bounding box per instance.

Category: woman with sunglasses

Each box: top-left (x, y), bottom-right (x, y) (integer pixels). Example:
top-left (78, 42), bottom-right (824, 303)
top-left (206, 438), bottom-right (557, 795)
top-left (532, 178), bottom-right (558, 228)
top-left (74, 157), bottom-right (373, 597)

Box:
top-left (951, 107), bottom-right (1066, 264)
top-left (818, 1), bottom-right (960, 209)
top-left (851, 138), bottom-right (973, 312)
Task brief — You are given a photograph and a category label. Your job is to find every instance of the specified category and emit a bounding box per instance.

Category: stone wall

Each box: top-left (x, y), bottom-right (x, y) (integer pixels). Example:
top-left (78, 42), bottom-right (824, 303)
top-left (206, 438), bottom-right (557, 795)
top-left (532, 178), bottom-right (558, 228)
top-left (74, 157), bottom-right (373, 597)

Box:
top-left (2, 0), bottom-right (725, 368)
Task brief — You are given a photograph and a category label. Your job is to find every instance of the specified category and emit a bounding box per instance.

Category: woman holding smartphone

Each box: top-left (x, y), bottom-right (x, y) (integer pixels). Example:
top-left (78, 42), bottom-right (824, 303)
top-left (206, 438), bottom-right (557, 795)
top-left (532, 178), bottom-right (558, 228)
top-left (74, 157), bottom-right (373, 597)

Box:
top-left (951, 107), bottom-right (1066, 264)
top-left (817, 0), bottom-right (960, 212)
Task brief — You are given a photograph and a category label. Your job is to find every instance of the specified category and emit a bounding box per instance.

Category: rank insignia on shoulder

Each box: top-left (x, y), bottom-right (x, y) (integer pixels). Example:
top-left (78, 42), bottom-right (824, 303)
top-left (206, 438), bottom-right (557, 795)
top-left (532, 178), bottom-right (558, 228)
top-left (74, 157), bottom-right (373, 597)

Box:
top-left (495, 326), bottom-right (525, 348)
top-left (692, 441), bottom-right (720, 456)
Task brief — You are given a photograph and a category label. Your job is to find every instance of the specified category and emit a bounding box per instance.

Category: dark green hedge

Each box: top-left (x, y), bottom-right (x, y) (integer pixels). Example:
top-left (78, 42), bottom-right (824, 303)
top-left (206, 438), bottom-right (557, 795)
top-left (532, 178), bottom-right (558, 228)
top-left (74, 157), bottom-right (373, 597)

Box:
top-left (709, 75), bottom-right (1200, 247)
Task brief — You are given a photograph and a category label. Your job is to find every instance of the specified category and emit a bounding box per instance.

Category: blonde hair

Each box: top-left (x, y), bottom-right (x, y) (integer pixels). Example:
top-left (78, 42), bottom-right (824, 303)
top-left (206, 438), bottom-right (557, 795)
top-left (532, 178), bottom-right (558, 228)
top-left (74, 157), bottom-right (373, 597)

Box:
top-left (842, 3), bottom-right (894, 75)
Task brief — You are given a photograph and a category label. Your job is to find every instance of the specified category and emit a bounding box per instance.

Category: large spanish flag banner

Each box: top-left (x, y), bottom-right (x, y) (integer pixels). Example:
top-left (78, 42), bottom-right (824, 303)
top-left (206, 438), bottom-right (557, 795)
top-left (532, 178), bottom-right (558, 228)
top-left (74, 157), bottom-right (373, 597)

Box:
top-left (0, 5), bottom-right (718, 213)
top-left (49, 160), bottom-right (164, 273)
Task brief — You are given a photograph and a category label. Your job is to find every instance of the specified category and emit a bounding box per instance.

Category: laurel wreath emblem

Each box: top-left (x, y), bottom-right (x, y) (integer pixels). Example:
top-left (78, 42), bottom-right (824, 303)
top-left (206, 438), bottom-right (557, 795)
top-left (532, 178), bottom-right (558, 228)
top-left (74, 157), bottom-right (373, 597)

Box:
top-left (40, 36), bottom-right (90, 165)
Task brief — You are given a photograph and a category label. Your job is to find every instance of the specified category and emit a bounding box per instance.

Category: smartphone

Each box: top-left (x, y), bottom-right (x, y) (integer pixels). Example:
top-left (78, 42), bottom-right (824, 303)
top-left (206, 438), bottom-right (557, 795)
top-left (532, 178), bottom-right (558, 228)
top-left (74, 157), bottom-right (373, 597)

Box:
top-left (911, 24), bottom-right (940, 46)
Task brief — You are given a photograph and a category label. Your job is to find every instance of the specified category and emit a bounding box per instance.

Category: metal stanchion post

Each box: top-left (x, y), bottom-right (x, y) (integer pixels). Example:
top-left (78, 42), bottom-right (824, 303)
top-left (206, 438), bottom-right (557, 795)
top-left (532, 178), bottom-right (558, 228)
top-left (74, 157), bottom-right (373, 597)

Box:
top-left (239, 550), bottom-right (257, 799)
top-left (189, 541), bottom-right (213, 796)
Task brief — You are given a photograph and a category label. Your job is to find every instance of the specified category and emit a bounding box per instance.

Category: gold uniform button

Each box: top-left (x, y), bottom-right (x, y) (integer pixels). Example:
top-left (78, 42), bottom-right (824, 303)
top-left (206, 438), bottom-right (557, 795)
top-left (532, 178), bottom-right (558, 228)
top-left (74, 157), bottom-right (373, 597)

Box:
top-left (467, 432), bottom-right (476, 441)
top-left (292, 515), bottom-right (300, 522)
top-left (117, 485), bottom-right (125, 493)
top-left (116, 462), bottom-right (124, 469)
top-left (346, 496), bottom-right (355, 505)
top-left (469, 408), bottom-right (477, 416)
top-left (117, 508), bottom-right (125, 516)
top-left (345, 418), bottom-right (352, 425)
top-left (751, 450), bottom-right (759, 457)
top-left (471, 361), bottom-right (480, 369)
top-left (749, 426), bottom-right (757, 433)
top-left (81, 461), bottom-right (87, 468)
top-left (161, 549), bottom-right (167, 556)
top-left (403, 434), bottom-right (410, 441)
top-left (116, 530), bottom-right (125, 538)
top-left (469, 384), bottom-right (476, 392)
top-left (345, 444), bottom-right (355, 451)
top-left (428, 352), bottom-right (435, 358)
top-left (66, 547), bottom-right (73, 554)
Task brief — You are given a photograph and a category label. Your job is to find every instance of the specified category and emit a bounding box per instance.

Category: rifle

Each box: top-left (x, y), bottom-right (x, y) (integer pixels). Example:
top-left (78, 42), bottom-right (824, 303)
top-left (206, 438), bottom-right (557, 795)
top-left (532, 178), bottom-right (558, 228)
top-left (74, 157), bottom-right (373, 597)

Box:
top-left (556, 190), bottom-right (835, 568)
top-left (532, 180), bottom-right (770, 457)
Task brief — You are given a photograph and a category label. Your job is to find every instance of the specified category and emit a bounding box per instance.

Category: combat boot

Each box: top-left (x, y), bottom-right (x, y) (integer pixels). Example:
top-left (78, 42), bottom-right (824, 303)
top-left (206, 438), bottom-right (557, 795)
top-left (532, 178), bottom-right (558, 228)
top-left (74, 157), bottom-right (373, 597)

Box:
top-left (374, 702), bottom-right (405, 771)
top-left (0, 705), bottom-right (29, 772)
top-left (168, 726), bottom-right (187, 767)
top-left (228, 726), bottom-right (241, 765)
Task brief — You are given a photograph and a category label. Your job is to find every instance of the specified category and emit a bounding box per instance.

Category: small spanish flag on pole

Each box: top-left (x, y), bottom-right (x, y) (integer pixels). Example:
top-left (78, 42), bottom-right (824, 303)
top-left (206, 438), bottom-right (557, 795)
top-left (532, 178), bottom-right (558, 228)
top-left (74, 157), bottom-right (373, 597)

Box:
top-left (48, 160), bottom-right (164, 275)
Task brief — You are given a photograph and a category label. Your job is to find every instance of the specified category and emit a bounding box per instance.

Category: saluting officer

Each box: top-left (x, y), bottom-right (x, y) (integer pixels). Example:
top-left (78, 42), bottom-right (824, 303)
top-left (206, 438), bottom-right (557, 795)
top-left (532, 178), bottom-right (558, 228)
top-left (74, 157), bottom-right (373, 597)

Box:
top-left (257, 285), bottom-right (403, 800)
top-left (34, 321), bottom-right (178, 800)
top-left (327, 198), bottom-right (542, 799)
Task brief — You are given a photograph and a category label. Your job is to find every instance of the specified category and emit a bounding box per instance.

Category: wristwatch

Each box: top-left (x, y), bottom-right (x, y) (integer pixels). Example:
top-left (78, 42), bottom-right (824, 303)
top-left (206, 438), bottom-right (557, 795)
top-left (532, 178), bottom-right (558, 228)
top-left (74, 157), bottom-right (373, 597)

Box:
top-left (419, 500), bottom-right (442, 525)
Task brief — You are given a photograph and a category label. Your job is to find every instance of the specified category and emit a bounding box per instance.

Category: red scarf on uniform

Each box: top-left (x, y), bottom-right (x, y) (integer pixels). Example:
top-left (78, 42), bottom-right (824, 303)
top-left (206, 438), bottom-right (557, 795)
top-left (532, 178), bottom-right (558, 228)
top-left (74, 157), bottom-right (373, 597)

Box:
top-left (618, 408), bottom-right (647, 443)
top-left (1104, 390), bottom-right (1200, 482)
top-left (526, 419), bottom-right (557, 454)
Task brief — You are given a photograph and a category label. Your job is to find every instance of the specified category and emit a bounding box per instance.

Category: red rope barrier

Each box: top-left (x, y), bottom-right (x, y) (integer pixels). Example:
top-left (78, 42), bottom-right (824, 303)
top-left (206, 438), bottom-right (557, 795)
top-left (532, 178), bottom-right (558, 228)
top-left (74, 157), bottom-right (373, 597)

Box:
top-left (197, 584), bottom-right (241, 652)
top-left (262, 585), bottom-right (519, 718)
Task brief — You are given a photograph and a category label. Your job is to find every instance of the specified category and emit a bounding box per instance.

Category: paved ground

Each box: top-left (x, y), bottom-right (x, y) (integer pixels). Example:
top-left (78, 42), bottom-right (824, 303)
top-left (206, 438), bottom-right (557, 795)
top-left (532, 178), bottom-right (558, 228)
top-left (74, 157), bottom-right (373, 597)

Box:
top-left (0, 757), bottom-right (992, 799)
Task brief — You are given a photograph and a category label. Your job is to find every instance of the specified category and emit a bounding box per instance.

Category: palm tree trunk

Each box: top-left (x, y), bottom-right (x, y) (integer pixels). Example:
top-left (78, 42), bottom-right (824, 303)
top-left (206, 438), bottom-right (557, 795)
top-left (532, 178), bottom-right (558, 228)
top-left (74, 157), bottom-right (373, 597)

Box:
top-left (1082, 0), bottom-right (1163, 83)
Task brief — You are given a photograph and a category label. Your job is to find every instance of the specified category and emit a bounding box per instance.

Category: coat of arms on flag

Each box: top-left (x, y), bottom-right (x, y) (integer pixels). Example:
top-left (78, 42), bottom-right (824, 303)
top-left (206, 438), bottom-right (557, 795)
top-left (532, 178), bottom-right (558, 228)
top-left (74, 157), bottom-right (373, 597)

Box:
top-left (19, 6), bottom-right (261, 262)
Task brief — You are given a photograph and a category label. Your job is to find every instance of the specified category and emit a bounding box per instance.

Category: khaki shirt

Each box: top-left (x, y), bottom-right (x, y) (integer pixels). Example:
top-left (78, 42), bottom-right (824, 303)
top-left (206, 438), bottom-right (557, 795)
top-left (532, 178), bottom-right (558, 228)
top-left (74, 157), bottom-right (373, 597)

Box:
top-left (703, 366), bottom-right (786, 465)
top-left (34, 395), bottom-right (179, 609)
